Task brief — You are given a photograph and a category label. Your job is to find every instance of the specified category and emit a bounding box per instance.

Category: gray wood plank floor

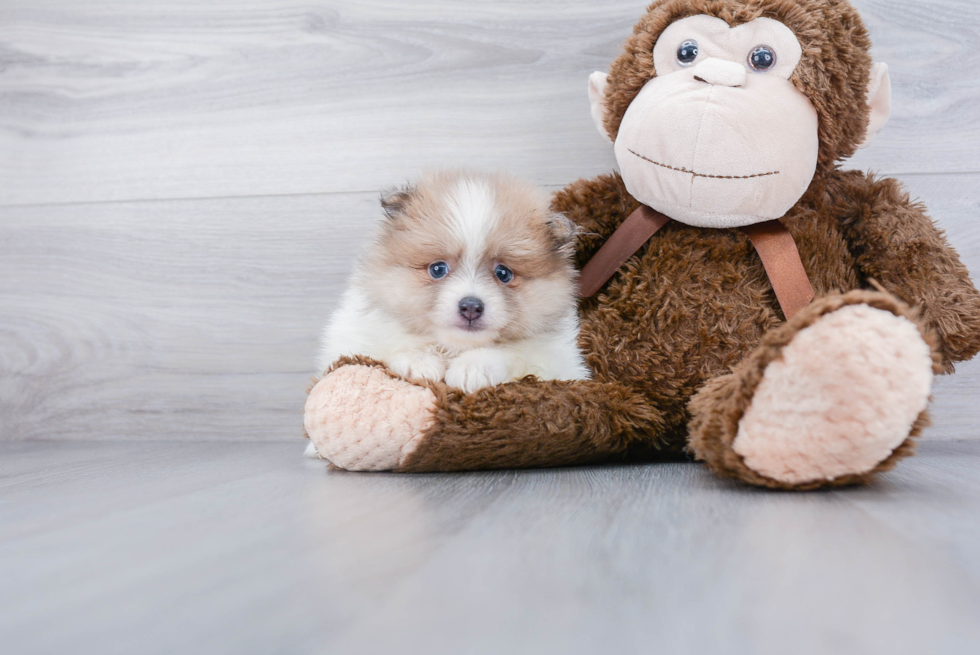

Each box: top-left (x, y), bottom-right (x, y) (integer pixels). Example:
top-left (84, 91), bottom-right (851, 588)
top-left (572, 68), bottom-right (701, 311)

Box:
top-left (2, 440), bottom-right (980, 655)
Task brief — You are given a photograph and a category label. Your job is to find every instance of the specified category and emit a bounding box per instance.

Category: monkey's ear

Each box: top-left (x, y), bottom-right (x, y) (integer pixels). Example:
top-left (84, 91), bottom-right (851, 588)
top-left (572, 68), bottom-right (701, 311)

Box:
top-left (588, 72), bottom-right (613, 142)
top-left (858, 63), bottom-right (892, 149)
top-left (379, 184), bottom-right (417, 219)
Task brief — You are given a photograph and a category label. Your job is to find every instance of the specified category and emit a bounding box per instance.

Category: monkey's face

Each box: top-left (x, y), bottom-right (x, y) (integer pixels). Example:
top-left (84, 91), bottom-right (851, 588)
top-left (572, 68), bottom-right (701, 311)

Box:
top-left (614, 16), bottom-right (818, 228)
top-left (591, 2), bottom-right (891, 228)
top-left (605, 16), bottom-right (820, 228)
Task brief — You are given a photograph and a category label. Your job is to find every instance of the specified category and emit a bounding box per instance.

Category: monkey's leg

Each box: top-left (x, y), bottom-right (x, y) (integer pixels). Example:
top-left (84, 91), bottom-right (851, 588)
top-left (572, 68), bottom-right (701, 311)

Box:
top-left (304, 358), bottom-right (666, 472)
top-left (688, 290), bottom-right (940, 490)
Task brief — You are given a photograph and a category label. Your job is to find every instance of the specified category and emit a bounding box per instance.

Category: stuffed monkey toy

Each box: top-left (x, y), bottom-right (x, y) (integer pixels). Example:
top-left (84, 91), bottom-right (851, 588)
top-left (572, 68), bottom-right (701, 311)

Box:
top-left (304, 0), bottom-right (980, 490)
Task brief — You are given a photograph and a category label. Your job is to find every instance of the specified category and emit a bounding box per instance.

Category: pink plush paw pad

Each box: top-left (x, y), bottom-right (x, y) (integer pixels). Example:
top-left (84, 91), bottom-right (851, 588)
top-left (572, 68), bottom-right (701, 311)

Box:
top-left (733, 304), bottom-right (933, 484)
top-left (304, 365), bottom-right (437, 471)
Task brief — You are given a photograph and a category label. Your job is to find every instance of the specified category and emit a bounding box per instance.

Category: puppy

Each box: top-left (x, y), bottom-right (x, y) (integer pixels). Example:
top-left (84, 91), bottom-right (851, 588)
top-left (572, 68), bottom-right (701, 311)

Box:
top-left (316, 169), bottom-right (590, 395)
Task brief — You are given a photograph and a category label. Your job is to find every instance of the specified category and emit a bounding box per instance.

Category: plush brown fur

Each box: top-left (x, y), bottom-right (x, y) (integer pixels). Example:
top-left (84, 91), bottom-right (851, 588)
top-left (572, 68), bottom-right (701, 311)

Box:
top-left (313, 0), bottom-right (980, 488)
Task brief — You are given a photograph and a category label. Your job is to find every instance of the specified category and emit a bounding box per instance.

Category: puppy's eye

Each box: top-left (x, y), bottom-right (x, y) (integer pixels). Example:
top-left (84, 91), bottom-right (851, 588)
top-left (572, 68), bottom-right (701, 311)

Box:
top-left (748, 45), bottom-right (776, 72)
top-left (428, 261), bottom-right (449, 280)
top-left (676, 40), bottom-right (698, 66)
top-left (494, 264), bottom-right (514, 285)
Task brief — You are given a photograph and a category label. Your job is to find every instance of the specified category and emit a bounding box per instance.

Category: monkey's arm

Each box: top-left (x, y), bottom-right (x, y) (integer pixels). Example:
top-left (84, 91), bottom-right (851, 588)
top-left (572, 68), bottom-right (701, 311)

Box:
top-left (834, 171), bottom-right (980, 370)
top-left (552, 172), bottom-right (639, 269)
top-left (399, 377), bottom-right (669, 471)
top-left (304, 358), bottom-right (670, 472)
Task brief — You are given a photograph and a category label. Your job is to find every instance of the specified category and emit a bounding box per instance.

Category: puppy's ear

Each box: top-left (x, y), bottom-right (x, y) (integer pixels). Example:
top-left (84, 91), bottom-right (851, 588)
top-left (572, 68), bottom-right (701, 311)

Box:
top-left (546, 212), bottom-right (579, 256)
top-left (380, 184), bottom-right (418, 219)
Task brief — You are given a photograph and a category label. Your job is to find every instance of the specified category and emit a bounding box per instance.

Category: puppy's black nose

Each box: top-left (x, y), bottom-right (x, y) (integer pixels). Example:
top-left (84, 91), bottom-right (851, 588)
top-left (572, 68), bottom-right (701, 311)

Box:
top-left (458, 297), bottom-right (484, 321)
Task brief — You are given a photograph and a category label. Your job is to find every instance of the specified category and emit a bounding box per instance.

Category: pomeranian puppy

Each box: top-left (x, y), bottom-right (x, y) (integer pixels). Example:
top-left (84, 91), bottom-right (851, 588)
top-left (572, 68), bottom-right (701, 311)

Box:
top-left (316, 169), bottom-right (590, 393)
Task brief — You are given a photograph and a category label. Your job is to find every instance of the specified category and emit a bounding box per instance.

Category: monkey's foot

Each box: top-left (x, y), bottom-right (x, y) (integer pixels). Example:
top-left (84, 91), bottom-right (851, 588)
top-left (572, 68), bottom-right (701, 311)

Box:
top-left (690, 291), bottom-right (936, 490)
top-left (304, 363), bottom-right (437, 471)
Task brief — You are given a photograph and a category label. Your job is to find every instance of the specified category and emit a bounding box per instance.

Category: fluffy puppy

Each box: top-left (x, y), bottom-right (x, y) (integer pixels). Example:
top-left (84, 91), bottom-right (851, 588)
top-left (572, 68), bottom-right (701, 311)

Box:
top-left (317, 170), bottom-right (590, 394)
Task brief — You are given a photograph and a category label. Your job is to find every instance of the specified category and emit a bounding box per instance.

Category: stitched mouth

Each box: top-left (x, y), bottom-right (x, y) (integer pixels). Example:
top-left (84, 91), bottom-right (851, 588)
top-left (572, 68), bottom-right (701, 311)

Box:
top-left (628, 149), bottom-right (779, 180)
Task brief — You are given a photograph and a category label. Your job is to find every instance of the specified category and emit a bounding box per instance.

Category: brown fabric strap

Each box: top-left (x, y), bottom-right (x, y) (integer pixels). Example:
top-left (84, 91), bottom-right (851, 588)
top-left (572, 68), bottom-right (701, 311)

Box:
top-left (578, 205), bottom-right (671, 298)
top-left (578, 205), bottom-right (814, 321)
top-left (740, 220), bottom-right (815, 320)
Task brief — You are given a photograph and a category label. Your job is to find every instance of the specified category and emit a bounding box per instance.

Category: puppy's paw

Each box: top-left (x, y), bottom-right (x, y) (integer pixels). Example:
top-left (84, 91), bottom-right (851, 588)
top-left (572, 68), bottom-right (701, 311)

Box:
top-left (389, 351), bottom-right (446, 382)
top-left (445, 349), bottom-right (511, 393)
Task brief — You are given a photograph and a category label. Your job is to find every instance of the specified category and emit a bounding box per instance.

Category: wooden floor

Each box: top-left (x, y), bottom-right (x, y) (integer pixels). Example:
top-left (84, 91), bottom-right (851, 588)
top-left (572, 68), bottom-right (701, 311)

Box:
top-left (2, 1), bottom-right (980, 652)
top-left (3, 440), bottom-right (980, 655)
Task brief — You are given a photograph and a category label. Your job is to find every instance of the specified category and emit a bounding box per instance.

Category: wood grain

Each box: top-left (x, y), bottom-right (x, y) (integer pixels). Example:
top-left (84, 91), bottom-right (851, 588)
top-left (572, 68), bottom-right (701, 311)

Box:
top-left (0, 0), bottom-right (978, 444)
top-left (0, 192), bottom-right (376, 440)
top-left (1, 0), bottom-right (979, 206)
top-left (2, 440), bottom-right (979, 654)
top-left (1, 173), bottom-right (977, 442)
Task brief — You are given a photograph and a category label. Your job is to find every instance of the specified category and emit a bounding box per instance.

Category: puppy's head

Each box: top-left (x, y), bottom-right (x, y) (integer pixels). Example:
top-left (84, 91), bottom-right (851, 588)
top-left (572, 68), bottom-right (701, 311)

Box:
top-left (361, 170), bottom-right (578, 350)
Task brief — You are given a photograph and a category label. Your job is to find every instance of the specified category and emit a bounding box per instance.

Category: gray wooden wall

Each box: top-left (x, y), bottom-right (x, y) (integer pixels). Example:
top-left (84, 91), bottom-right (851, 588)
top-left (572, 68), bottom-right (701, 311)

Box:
top-left (1, 0), bottom-right (978, 443)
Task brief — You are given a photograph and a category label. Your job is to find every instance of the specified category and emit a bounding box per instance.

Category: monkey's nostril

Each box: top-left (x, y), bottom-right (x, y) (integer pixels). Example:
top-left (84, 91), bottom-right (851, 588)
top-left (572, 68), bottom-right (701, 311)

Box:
top-left (694, 75), bottom-right (707, 83)
top-left (458, 297), bottom-right (484, 321)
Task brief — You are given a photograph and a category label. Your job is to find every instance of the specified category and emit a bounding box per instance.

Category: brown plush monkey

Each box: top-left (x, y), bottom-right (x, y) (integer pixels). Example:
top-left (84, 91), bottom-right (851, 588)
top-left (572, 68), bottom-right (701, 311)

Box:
top-left (304, 0), bottom-right (980, 490)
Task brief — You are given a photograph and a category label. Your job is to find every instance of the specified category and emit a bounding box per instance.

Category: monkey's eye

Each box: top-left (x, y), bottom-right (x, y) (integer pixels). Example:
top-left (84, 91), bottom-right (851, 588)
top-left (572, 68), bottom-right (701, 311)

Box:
top-left (428, 261), bottom-right (449, 279)
top-left (748, 45), bottom-right (777, 72)
top-left (676, 40), bottom-right (699, 66)
top-left (494, 264), bottom-right (514, 285)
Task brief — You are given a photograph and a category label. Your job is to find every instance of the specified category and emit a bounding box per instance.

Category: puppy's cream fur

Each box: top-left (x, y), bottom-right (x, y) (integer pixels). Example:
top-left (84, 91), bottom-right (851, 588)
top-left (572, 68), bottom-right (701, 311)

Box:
top-left (317, 170), bottom-right (590, 394)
